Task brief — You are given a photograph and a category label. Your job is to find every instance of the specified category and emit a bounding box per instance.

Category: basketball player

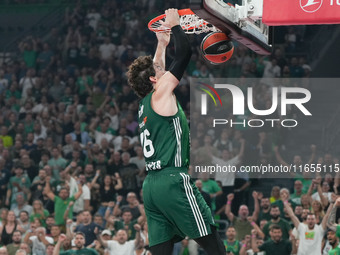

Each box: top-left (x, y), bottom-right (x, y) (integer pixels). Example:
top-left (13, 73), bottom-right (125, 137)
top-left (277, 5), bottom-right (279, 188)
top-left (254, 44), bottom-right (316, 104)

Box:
top-left (127, 8), bottom-right (225, 255)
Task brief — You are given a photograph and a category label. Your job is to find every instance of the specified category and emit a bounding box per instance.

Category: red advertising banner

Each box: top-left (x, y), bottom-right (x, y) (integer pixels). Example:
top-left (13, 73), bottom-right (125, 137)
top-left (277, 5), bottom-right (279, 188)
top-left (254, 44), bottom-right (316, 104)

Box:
top-left (263, 0), bottom-right (340, 25)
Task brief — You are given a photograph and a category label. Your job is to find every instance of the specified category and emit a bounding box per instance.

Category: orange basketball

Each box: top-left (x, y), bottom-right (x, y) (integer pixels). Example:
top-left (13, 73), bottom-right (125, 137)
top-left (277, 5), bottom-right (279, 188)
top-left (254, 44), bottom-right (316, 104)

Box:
top-left (200, 32), bottom-right (234, 65)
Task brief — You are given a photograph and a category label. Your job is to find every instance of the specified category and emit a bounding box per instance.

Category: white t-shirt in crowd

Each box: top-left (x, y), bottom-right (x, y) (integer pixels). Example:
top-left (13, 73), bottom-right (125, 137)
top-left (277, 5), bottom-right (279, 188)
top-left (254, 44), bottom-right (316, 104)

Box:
top-left (246, 249), bottom-right (265, 255)
top-left (107, 240), bottom-right (135, 255)
top-left (99, 43), bottom-right (116, 60)
top-left (297, 222), bottom-right (324, 255)
top-left (213, 156), bottom-right (240, 187)
top-left (30, 235), bottom-right (54, 255)
top-left (312, 191), bottom-right (332, 202)
top-left (73, 184), bottom-right (91, 213)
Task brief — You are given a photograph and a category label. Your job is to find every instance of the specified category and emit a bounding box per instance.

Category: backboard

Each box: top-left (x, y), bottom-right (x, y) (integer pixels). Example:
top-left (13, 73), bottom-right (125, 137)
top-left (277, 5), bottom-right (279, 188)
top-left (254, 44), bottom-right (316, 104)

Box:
top-left (189, 0), bottom-right (272, 55)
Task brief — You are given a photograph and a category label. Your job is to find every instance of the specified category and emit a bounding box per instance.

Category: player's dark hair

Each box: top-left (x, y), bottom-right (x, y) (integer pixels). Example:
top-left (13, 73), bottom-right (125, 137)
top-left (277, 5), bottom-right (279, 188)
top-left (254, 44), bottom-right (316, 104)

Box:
top-left (127, 55), bottom-right (155, 98)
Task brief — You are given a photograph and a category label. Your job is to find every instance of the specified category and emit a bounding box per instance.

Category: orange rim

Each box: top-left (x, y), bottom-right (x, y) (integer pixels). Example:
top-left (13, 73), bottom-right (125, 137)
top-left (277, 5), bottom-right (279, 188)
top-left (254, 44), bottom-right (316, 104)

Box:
top-left (148, 8), bottom-right (208, 32)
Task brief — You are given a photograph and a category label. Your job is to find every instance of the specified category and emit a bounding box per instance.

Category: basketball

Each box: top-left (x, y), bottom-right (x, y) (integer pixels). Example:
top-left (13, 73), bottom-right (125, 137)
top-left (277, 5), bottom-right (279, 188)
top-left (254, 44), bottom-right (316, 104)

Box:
top-left (200, 32), bottom-right (234, 65)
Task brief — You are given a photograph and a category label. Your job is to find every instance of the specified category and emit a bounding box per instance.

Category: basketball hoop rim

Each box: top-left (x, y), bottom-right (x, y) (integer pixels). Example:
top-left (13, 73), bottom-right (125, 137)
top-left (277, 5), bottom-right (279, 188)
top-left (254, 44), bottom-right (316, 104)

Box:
top-left (148, 8), bottom-right (211, 33)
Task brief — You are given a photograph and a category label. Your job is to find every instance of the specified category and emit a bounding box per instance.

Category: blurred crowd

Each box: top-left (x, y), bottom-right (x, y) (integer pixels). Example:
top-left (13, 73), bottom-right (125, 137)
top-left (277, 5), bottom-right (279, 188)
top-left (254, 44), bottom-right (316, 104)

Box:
top-left (0, 0), bottom-right (328, 254)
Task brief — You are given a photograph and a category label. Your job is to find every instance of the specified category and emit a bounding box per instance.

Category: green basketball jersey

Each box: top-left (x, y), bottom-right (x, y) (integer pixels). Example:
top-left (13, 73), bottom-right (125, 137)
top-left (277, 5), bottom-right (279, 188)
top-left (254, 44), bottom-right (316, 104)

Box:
top-left (138, 92), bottom-right (189, 171)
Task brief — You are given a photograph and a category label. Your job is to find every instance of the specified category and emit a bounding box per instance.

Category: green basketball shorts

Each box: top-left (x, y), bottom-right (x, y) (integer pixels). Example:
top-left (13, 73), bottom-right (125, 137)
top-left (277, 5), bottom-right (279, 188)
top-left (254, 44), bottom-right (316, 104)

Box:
top-left (143, 167), bottom-right (215, 246)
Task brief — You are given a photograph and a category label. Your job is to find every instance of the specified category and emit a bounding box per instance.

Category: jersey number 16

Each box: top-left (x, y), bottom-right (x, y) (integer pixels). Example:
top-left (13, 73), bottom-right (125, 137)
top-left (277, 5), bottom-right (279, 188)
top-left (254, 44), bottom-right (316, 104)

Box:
top-left (140, 129), bottom-right (155, 158)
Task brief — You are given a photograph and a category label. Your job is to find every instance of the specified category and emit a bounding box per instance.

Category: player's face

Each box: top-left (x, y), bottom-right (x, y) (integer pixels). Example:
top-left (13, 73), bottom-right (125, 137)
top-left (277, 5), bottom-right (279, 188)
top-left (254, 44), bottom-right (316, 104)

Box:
top-left (74, 234), bottom-right (85, 249)
top-left (327, 231), bottom-right (337, 245)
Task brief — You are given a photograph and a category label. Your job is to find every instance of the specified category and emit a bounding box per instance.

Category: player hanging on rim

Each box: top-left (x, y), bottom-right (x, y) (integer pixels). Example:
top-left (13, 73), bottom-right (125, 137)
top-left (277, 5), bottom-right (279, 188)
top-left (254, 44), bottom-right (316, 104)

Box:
top-left (127, 8), bottom-right (225, 255)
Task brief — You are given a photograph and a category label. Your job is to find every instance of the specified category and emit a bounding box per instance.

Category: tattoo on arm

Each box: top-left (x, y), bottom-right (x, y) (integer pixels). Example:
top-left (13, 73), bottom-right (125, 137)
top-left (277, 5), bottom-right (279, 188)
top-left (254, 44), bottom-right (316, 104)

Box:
top-left (328, 206), bottom-right (337, 227)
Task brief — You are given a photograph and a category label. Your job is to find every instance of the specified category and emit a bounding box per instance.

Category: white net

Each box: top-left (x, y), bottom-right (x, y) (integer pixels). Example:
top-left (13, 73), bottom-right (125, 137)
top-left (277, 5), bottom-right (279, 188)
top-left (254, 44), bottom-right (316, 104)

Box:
top-left (180, 14), bottom-right (221, 34)
top-left (150, 14), bottom-right (221, 34)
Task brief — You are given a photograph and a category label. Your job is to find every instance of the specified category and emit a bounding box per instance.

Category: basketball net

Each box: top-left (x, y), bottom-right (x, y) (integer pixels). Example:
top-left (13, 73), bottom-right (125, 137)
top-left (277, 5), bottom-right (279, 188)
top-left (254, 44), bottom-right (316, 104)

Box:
top-left (148, 9), bottom-right (221, 34)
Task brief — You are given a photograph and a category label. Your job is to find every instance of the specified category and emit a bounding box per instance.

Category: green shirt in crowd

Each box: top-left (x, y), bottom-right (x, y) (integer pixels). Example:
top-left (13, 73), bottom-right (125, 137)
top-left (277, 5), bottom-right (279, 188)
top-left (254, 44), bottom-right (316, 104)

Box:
top-left (224, 240), bottom-right (240, 255)
top-left (54, 196), bottom-right (75, 225)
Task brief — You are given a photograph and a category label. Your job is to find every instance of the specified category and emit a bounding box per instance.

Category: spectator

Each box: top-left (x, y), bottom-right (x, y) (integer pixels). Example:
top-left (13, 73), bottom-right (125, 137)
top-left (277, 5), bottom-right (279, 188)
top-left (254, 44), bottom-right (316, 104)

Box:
top-left (6, 164), bottom-right (31, 208)
top-left (272, 188), bottom-right (296, 218)
top-left (6, 230), bottom-right (22, 255)
top-left (99, 37), bottom-right (116, 61)
top-left (96, 173), bottom-right (122, 217)
top-left (14, 251), bottom-right (26, 255)
top-left (97, 224), bottom-right (141, 255)
top-left (225, 193), bottom-right (253, 240)
top-left (47, 147), bottom-right (67, 181)
top-left (0, 127), bottom-right (13, 148)
top-left (73, 174), bottom-right (91, 215)
top-left (11, 193), bottom-right (33, 217)
top-left (53, 233), bottom-right (98, 255)
top-left (269, 186), bottom-right (280, 204)
top-left (309, 179), bottom-right (332, 206)
top-left (195, 180), bottom-right (212, 209)
top-left (118, 153), bottom-right (139, 195)
top-left (74, 210), bottom-right (103, 247)
top-left (0, 248), bottom-right (7, 255)
top-left (29, 200), bottom-right (49, 228)
top-left (115, 193), bottom-right (142, 221)
top-left (31, 170), bottom-right (48, 201)
top-left (251, 225), bottom-right (292, 255)
top-left (290, 180), bottom-right (304, 205)
top-left (19, 69), bottom-right (37, 101)
top-left (322, 227), bottom-right (338, 255)
top-left (69, 121), bottom-right (91, 147)
top-left (256, 195), bottom-right (271, 223)
top-left (200, 172), bottom-right (223, 213)
top-left (17, 211), bottom-right (30, 234)
top-left (18, 243), bottom-right (30, 255)
top-left (129, 146), bottom-right (145, 172)
top-left (50, 225), bottom-right (61, 244)
top-left (261, 204), bottom-right (291, 241)
top-left (282, 192), bottom-right (332, 255)
top-left (212, 139), bottom-right (245, 198)
top-left (223, 226), bottom-right (241, 254)
top-left (44, 176), bottom-right (82, 226)
top-left (24, 227), bottom-right (53, 255)
top-left (20, 154), bottom-right (38, 183)
top-left (36, 43), bottom-right (54, 72)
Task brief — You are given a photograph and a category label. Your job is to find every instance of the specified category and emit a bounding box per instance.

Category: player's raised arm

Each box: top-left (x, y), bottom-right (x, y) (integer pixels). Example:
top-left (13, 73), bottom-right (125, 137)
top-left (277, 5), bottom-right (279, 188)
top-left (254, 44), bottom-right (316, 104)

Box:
top-left (153, 32), bottom-right (170, 72)
top-left (154, 8), bottom-right (192, 97)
